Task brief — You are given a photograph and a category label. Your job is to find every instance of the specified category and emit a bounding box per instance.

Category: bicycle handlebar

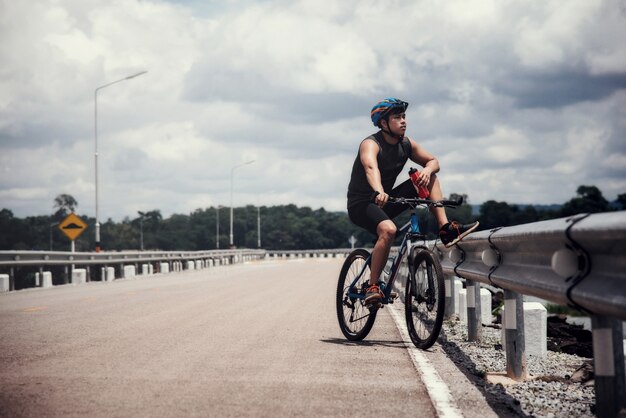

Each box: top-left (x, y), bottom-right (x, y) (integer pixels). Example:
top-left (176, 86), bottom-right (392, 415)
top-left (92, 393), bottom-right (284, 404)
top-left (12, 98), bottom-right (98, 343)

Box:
top-left (371, 192), bottom-right (463, 208)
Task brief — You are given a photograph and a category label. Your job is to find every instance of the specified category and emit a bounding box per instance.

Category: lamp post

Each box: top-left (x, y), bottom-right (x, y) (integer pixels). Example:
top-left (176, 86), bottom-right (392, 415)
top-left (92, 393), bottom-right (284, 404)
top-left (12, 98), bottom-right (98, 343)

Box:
top-left (138, 211), bottom-right (145, 251)
top-left (257, 205), bottom-right (261, 248)
top-left (230, 160), bottom-right (255, 248)
top-left (94, 70), bottom-right (147, 252)
top-left (216, 205), bottom-right (224, 249)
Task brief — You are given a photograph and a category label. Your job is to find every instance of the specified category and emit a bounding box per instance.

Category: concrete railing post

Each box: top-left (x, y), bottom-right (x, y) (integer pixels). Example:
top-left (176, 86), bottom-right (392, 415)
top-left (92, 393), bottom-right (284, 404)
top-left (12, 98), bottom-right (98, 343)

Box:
top-left (72, 269), bottom-right (87, 285)
top-left (466, 280), bottom-right (482, 342)
top-left (0, 274), bottom-right (9, 292)
top-left (591, 315), bottom-right (626, 418)
top-left (502, 289), bottom-right (527, 380)
top-left (444, 275), bottom-right (455, 319)
top-left (42, 272), bottom-right (53, 288)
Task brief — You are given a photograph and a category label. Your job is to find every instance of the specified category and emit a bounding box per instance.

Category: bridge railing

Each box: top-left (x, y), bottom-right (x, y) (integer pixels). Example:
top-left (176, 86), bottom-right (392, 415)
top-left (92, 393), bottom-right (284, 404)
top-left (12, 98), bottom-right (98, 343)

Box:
top-left (265, 248), bottom-right (352, 258)
top-left (428, 211), bottom-right (626, 418)
top-left (0, 249), bottom-right (266, 289)
top-left (435, 211), bottom-right (626, 321)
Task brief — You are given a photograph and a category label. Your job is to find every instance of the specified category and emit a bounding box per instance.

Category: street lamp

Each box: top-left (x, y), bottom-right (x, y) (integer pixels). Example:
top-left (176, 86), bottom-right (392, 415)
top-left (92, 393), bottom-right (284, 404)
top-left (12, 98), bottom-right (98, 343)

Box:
top-left (216, 205), bottom-right (225, 249)
top-left (138, 211), bottom-right (145, 251)
top-left (94, 70), bottom-right (147, 252)
top-left (230, 160), bottom-right (255, 248)
top-left (257, 205), bottom-right (261, 248)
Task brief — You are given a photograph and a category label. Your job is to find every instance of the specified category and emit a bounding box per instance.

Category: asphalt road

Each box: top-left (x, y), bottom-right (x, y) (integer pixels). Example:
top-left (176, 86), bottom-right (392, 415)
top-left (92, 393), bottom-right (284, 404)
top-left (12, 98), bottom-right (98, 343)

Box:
top-left (0, 258), bottom-right (495, 417)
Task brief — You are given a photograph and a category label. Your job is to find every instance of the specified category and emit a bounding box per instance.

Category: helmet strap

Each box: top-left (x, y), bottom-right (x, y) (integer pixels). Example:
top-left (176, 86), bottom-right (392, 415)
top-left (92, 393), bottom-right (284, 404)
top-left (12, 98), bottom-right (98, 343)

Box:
top-left (380, 118), bottom-right (404, 141)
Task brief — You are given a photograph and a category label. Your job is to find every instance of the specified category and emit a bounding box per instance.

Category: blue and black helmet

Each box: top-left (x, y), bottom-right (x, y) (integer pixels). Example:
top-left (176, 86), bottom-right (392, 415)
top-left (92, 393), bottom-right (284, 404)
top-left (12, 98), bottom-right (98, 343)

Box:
top-left (370, 98), bottom-right (408, 127)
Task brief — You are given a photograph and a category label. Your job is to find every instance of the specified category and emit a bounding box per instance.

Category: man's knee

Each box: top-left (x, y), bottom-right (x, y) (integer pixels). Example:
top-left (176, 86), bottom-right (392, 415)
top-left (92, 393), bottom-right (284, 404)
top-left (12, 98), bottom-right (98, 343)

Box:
top-left (377, 221), bottom-right (397, 241)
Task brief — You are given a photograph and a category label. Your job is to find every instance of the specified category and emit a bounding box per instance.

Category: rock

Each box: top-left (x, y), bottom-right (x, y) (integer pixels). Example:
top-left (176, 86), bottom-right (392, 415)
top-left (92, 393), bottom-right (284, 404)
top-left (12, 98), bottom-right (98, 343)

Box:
top-left (570, 360), bottom-right (594, 384)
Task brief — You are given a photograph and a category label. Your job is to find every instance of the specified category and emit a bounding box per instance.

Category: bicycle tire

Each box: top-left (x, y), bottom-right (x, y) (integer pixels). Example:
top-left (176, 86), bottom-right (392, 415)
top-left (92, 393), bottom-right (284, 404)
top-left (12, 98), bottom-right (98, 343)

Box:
top-left (405, 248), bottom-right (445, 349)
top-left (336, 248), bottom-right (377, 341)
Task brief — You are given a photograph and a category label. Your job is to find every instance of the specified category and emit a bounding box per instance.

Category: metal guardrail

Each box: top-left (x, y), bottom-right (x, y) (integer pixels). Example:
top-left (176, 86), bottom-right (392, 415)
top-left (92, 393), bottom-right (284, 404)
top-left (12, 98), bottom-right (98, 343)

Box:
top-left (0, 249), bottom-right (267, 290)
top-left (0, 249), bottom-right (266, 267)
top-left (432, 211), bottom-right (626, 322)
top-left (429, 211), bottom-right (626, 417)
top-left (266, 248), bottom-right (353, 257)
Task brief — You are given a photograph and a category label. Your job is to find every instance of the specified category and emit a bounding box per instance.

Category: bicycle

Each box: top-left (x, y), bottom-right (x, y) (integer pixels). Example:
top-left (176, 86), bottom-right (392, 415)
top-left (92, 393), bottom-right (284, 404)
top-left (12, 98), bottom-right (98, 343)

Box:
top-left (336, 195), bottom-right (463, 349)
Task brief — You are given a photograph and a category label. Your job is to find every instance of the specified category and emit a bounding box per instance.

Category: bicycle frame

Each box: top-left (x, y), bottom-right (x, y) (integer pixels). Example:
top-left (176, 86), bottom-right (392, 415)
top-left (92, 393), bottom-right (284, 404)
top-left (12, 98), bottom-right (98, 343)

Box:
top-left (347, 210), bottom-right (425, 304)
top-left (338, 193), bottom-right (460, 346)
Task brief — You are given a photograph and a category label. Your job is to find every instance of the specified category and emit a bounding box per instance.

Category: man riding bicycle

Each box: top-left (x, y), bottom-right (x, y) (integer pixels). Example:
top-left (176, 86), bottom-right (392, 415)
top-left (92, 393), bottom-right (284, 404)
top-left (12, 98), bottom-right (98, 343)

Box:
top-left (347, 98), bottom-right (479, 305)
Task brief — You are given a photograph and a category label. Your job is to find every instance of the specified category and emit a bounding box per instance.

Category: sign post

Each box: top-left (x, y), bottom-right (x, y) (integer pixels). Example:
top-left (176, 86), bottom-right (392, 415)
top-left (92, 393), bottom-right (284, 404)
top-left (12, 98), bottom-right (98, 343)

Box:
top-left (59, 213), bottom-right (88, 250)
top-left (59, 213), bottom-right (88, 283)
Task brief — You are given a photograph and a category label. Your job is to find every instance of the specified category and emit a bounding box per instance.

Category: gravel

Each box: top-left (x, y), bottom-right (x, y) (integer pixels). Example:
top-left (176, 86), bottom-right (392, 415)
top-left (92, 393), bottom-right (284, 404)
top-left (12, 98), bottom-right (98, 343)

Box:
top-left (439, 320), bottom-right (597, 417)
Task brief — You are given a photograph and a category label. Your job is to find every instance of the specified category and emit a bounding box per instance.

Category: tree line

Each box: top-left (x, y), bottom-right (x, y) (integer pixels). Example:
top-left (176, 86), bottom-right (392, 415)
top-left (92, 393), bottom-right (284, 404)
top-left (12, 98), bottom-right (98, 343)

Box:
top-left (0, 186), bottom-right (623, 252)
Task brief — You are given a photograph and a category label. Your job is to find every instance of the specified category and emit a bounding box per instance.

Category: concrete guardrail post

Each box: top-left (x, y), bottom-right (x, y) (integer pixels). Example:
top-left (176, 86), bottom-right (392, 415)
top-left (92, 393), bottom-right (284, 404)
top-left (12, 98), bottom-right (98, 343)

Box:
top-left (525, 302), bottom-right (547, 358)
top-left (36, 267), bottom-right (43, 286)
top-left (444, 275), bottom-right (455, 319)
top-left (42, 272), bottom-right (53, 288)
top-left (123, 265), bottom-right (136, 278)
top-left (0, 274), bottom-right (9, 292)
top-left (591, 315), bottom-right (626, 418)
top-left (459, 288), bottom-right (467, 323)
top-left (453, 278), bottom-right (462, 317)
top-left (72, 269), bottom-right (87, 285)
top-left (502, 289), bottom-right (528, 380)
top-left (481, 288), bottom-right (492, 325)
top-left (466, 280), bottom-right (482, 342)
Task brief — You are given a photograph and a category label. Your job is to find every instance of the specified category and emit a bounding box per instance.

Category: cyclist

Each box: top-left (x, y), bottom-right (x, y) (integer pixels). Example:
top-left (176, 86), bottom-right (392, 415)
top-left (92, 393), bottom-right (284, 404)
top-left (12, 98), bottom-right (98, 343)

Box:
top-left (347, 98), bottom-right (479, 305)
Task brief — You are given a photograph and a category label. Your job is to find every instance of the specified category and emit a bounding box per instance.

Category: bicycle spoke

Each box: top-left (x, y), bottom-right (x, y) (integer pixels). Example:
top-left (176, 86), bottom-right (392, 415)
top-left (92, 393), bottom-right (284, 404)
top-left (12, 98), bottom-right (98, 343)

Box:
top-left (405, 249), bottom-right (445, 349)
top-left (336, 249), bottom-right (377, 341)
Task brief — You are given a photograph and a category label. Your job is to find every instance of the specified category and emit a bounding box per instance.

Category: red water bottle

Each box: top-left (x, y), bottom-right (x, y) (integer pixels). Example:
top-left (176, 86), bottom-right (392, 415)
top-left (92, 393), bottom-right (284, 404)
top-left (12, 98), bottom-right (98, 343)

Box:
top-left (409, 168), bottom-right (430, 198)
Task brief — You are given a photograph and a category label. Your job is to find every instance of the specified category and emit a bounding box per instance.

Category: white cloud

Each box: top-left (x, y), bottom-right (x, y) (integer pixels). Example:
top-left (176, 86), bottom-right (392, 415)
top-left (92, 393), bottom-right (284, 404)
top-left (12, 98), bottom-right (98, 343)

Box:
top-left (1, 0), bottom-right (625, 222)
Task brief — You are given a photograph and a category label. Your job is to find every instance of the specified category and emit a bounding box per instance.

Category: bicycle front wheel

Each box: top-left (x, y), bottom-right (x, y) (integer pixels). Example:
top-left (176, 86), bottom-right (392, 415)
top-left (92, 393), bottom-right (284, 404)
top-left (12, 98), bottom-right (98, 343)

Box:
top-left (405, 249), bottom-right (445, 349)
top-left (336, 249), bottom-right (377, 341)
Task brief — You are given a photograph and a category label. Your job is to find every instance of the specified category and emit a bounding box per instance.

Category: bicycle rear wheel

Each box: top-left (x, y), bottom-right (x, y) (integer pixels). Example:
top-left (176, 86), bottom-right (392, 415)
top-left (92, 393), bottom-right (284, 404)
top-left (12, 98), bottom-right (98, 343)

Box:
top-left (405, 249), bottom-right (445, 349)
top-left (336, 249), bottom-right (377, 341)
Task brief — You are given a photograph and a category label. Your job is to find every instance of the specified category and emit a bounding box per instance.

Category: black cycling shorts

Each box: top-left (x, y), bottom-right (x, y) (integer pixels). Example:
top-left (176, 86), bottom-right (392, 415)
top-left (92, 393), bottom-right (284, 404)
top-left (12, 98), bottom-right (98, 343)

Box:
top-left (347, 179), bottom-right (418, 235)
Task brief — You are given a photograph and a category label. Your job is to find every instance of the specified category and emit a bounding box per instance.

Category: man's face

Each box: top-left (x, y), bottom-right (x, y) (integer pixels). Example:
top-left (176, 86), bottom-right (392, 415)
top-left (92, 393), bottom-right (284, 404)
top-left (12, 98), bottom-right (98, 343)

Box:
top-left (383, 112), bottom-right (406, 135)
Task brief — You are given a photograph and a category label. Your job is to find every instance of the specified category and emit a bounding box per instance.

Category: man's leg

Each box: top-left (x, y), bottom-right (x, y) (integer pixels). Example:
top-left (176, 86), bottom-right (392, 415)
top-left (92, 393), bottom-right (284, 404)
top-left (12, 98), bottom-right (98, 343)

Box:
top-left (425, 173), bottom-right (449, 228)
top-left (369, 220), bottom-right (397, 286)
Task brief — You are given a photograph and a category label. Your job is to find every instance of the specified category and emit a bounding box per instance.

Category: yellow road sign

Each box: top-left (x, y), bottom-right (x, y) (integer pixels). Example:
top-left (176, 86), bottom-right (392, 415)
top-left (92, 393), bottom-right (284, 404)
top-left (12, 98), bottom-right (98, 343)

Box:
top-left (59, 213), bottom-right (88, 241)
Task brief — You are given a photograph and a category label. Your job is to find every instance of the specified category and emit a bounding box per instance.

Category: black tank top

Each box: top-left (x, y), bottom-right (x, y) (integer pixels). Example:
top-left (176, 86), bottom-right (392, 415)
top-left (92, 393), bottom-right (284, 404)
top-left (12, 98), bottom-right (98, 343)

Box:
top-left (347, 131), bottom-right (412, 208)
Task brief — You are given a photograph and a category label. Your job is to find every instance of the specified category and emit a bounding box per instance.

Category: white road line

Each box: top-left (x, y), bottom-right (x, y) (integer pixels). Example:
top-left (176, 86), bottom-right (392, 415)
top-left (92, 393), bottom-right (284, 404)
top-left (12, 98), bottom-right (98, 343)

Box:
top-left (388, 306), bottom-right (464, 418)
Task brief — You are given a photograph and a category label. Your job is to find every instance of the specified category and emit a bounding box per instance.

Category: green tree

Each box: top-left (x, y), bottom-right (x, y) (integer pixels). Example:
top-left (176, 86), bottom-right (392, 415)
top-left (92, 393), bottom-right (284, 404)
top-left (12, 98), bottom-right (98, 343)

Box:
top-left (616, 193), bottom-right (626, 210)
top-left (478, 200), bottom-right (516, 230)
top-left (560, 185), bottom-right (611, 216)
top-left (446, 193), bottom-right (475, 225)
top-left (53, 194), bottom-right (78, 219)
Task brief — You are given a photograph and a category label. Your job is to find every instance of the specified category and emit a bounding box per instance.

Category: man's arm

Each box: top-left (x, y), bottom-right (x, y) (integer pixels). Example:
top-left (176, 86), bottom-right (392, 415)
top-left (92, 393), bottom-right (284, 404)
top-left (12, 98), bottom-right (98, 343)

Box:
top-left (359, 139), bottom-right (388, 207)
top-left (409, 139), bottom-right (440, 188)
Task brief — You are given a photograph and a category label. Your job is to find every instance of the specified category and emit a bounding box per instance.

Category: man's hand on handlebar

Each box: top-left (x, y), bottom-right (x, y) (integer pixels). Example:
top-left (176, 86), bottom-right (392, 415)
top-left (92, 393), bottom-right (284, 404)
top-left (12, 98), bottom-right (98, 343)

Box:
top-left (374, 191), bottom-right (389, 208)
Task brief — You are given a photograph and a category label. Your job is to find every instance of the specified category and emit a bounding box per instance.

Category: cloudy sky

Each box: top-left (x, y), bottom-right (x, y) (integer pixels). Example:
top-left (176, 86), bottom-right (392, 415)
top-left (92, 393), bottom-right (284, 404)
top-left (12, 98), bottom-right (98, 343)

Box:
top-left (1, 0), bottom-right (625, 221)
